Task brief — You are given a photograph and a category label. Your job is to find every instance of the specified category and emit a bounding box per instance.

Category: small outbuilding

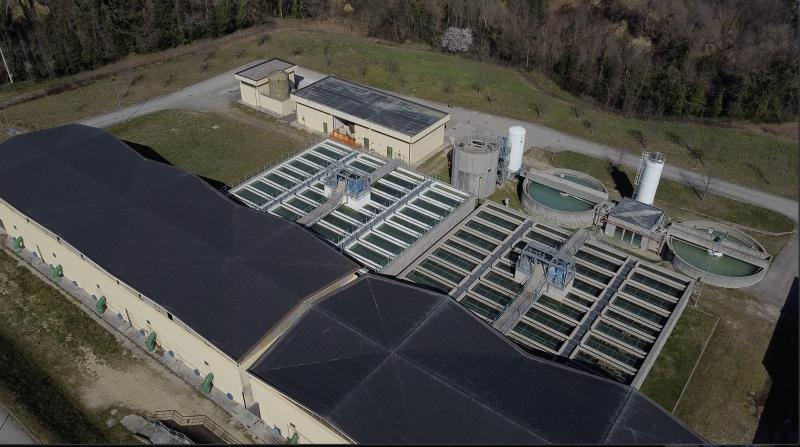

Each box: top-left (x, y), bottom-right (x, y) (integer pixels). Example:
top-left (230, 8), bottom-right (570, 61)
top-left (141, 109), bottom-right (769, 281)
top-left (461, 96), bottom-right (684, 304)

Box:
top-left (291, 76), bottom-right (450, 165)
top-left (603, 197), bottom-right (668, 252)
top-left (234, 59), bottom-right (298, 116)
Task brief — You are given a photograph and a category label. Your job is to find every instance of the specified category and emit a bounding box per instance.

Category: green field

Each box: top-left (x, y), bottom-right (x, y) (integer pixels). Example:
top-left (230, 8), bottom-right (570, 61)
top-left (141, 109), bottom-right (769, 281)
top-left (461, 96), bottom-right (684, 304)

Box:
top-left (640, 307), bottom-right (719, 412)
top-left (0, 249), bottom-right (136, 444)
top-left (108, 109), bottom-right (312, 186)
top-left (2, 21), bottom-right (796, 198)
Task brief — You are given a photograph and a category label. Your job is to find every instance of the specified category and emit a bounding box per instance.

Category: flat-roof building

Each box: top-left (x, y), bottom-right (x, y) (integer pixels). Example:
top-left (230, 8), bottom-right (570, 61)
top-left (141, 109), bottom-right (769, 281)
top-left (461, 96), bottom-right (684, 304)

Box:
top-left (291, 76), bottom-right (450, 165)
top-left (247, 275), bottom-right (703, 444)
top-left (0, 125), bottom-right (359, 406)
top-left (235, 59), bottom-right (298, 117)
top-left (603, 197), bottom-right (668, 253)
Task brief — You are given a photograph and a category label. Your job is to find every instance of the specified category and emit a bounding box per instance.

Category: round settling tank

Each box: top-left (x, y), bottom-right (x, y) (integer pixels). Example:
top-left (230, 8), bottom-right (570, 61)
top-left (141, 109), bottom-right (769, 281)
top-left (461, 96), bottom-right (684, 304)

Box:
top-left (520, 168), bottom-right (608, 229)
top-left (667, 220), bottom-right (768, 288)
top-left (507, 126), bottom-right (526, 174)
top-left (451, 141), bottom-right (499, 198)
top-left (634, 152), bottom-right (665, 205)
top-left (268, 70), bottom-right (290, 100)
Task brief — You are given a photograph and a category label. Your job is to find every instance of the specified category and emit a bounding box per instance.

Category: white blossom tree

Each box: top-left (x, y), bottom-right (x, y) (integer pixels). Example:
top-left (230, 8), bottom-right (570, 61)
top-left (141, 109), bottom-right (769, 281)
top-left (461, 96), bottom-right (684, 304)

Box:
top-left (441, 27), bottom-right (473, 53)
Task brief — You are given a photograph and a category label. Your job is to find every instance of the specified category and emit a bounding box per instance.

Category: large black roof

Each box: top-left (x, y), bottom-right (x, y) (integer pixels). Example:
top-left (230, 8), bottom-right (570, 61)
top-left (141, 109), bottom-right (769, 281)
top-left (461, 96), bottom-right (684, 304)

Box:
top-left (249, 275), bottom-right (703, 444)
top-left (292, 76), bottom-right (448, 137)
top-left (0, 125), bottom-right (359, 361)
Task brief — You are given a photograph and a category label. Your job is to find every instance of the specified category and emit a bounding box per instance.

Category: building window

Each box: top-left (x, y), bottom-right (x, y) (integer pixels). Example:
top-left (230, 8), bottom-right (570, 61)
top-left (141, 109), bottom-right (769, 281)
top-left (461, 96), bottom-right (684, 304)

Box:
top-left (57, 237), bottom-right (61, 244)
top-left (116, 280), bottom-right (120, 285)
top-left (204, 361), bottom-right (209, 366)
top-left (52, 253), bottom-right (56, 258)
top-left (167, 313), bottom-right (173, 321)
top-left (13, 225), bottom-right (17, 230)
top-left (80, 254), bottom-right (84, 260)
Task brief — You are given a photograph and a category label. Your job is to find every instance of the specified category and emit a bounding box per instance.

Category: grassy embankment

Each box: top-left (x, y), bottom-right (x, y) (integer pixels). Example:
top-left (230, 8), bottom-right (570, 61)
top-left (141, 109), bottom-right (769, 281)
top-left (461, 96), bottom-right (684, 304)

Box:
top-left (0, 249), bottom-right (137, 444)
top-left (1, 21), bottom-right (796, 198)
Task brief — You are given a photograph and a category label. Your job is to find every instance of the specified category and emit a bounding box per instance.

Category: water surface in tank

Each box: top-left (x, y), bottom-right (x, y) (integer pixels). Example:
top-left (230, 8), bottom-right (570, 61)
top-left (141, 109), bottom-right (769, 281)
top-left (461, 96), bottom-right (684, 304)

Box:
top-left (670, 239), bottom-right (761, 277)
top-left (525, 181), bottom-right (595, 212)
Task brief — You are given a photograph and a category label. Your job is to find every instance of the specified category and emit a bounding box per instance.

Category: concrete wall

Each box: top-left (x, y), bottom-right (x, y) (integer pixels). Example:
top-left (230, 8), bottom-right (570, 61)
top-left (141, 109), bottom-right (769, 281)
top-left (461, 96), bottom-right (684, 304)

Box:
top-left (409, 124), bottom-right (446, 165)
top-left (0, 200), bottom-right (252, 403)
top-left (666, 240), bottom-right (767, 288)
top-left (451, 146), bottom-right (499, 199)
top-left (381, 196), bottom-right (477, 276)
top-left (249, 378), bottom-right (351, 444)
top-left (239, 82), bottom-right (258, 107)
top-left (258, 94), bottom-right (296, 117)
top-left (628, 261), bottom-right (694, 389)
top-left (296, 102), bottom-right (335, 135)
top-left (520, 180), bottom-right (598, 229)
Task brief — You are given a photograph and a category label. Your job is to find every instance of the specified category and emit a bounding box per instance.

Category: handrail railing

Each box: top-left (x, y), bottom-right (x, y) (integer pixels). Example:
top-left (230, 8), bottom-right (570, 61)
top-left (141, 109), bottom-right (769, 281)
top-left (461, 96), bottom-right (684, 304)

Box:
top-left (154, 410), bottom-right (240, 445)
top-left (226, 136), bottom-right (328, 193)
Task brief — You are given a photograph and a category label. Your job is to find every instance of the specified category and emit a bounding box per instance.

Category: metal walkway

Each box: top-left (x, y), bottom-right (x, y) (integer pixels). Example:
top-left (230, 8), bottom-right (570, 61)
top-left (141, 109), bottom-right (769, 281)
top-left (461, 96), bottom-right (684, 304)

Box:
top-left (562, 259), bottom-right (636, 356)
top-left (492, 265), bottom-right (546, 334)
top-left (296, 180), bottom-right (347, 226)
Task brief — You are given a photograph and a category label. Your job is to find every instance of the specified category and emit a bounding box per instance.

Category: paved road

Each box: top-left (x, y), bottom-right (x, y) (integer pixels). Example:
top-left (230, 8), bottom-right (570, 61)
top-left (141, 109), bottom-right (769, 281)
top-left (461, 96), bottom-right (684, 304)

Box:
top-left (79, 61), bottom-right (798, 222)
top-left (0, 403), bottom-right (36, 444)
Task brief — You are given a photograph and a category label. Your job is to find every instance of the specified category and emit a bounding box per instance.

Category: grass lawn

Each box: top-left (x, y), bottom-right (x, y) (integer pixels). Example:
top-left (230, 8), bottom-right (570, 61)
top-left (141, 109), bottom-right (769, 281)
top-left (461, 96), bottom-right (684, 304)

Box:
top-left (108, 109), bottom-right (311, 186)
top-left (671, 286), bottom-right (780, 442)
top-left (640, 307), bottom-right (719, 412)
top-left (1, 21), bottom-right (795, 198)
top-left (0, 249), bottom-right (137, 444)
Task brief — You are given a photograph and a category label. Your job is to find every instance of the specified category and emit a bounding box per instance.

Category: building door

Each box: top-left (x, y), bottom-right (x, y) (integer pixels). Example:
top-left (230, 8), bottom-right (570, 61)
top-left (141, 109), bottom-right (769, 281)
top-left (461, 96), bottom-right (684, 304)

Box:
top-left (387, 146), bottom-right (393, 158)
top-left (323, 122), bottom-right (328, 134)
top-left (363, 138), bottom-right (369, 150)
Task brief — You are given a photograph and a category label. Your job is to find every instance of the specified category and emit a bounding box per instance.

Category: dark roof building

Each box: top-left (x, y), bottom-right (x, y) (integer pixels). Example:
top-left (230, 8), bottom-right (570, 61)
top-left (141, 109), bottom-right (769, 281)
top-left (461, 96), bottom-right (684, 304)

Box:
top-left (291, 76), bottom-right (448, 137)
top-left (0, 125), bottom-right (359, 360)
top-left (608, 197), bottom-right (666, 232)
top-left (249, 275), bottom-right (703, 444)
top-left (235, 58), bottom-right (296, 82)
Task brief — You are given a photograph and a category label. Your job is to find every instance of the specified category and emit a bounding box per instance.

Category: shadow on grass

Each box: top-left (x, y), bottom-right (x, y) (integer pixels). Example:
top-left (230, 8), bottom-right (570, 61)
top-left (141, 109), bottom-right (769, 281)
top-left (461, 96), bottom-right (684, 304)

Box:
top-left (607, 164), bottom-right (634, 198)
top-left (123, 140), bottom-right (229, 191)
top-left (0, 332), bottom-right (108, 443)
top-left (753, 277), bottom-right (799, 443)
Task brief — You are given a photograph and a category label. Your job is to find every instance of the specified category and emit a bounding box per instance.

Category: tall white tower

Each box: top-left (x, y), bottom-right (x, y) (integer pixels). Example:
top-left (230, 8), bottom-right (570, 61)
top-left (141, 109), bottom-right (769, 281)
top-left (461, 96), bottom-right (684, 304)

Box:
top-left (633, 151), bottom-right (665, 205)
top-left (507, 126), bottom-right (526, 174)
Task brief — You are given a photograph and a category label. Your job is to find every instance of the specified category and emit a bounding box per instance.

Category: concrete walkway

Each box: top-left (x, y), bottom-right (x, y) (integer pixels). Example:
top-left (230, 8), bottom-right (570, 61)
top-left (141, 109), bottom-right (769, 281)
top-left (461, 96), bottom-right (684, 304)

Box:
top-left (78, 62), bottom-right (798, 222)
top-left (0, 402), bottom-right (36, 444)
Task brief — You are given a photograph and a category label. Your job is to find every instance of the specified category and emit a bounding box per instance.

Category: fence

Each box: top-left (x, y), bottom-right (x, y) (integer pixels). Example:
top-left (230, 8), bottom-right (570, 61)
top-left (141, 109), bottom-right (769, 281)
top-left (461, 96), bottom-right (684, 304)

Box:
top-left (153, 410), bottom-right (240, 445)
top-left (225, 136), bottom-right (328, 192)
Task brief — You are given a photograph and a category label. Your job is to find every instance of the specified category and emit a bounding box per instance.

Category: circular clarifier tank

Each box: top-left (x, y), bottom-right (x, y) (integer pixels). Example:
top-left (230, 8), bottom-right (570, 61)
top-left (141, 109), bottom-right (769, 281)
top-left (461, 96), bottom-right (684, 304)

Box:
top-left (667, 221), bottom-right (769, 288)
top-left (521, 168), bottom-right (608, 228)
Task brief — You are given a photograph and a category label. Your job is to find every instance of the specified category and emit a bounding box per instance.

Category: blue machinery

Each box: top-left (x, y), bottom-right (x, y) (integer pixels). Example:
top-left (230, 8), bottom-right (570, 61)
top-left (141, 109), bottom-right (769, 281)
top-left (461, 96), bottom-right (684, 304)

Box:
top-left (324, 167), bottom-right (370, 201)
top-left (516, 243), bottom-right (575, 290)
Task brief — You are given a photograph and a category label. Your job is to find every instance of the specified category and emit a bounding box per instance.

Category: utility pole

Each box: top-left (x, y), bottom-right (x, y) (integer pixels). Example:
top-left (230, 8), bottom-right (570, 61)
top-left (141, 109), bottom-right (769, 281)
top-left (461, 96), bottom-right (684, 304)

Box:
top-left (112, 77), bottom-right (122, 112)
top-left (0, 44), bottom-right (13, 84)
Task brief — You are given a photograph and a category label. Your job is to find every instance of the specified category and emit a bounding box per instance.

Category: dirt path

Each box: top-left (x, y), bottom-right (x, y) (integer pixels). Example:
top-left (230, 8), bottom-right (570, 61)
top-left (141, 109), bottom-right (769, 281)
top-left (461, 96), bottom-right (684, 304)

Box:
top-left (1, 243), bottom-right (254, 444)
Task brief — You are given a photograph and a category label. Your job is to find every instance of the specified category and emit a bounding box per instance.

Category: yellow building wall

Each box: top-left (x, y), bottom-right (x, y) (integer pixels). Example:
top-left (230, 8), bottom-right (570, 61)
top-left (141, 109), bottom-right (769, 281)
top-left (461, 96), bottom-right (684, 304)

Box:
top-left (239, 82), bottom-right (258, 107)
top-left (296, 103), bottom-right (334, 135)
top-left (409, 124), bottom-right (445, 165)
top-left (258, 95), bottom-right (296, 116)
top-left (351, 124), bottom-right (410, 162)
top-left (249, 378), bottom-right (351, 444)
top-left (0, 200), bottom-right (248, 404)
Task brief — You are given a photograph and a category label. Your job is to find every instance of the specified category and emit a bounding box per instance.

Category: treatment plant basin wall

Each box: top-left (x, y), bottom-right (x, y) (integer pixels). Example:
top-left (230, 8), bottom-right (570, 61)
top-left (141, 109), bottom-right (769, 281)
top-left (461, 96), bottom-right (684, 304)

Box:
top-left (666, 220), bottom-right (769, 288)
top-left (520, 169), bottom-right (608, 229)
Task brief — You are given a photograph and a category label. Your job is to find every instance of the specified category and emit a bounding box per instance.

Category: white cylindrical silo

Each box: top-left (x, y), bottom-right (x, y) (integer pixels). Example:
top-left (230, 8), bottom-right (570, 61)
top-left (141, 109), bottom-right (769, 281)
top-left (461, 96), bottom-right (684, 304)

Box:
top-left (635, 152), bottom-right (665, 205)
top-left (507, 126), bottom-right (526, 174)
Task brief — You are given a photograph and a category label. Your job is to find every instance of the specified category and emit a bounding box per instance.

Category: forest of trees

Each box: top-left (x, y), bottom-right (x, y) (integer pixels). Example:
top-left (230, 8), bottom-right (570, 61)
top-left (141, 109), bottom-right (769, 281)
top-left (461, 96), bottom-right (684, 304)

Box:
top-left (1, 0), bottom-right (797, 122)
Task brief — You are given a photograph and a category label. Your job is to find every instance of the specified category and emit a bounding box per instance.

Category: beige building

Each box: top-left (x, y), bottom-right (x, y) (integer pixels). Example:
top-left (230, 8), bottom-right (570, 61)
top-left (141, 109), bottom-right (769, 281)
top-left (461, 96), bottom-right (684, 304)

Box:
top-left (291, 76), bottom-right (450, 165)
top-left (235, 59), bottom-right (298, 116)
top-left (0, 125), bottom-right (359, 410)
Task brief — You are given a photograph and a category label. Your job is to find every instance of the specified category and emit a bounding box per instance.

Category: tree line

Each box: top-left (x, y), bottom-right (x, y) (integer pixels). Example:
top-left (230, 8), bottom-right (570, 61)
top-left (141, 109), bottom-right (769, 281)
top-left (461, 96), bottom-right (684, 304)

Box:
top-left (1, 0), bottom-right (797, 123)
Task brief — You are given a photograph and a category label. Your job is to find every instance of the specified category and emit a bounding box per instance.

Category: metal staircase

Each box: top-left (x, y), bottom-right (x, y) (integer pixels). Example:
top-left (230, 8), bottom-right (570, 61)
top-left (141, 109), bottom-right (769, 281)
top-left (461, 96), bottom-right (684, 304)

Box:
top-left (296, 179), bottom-right (347, 225)
top-left (492, 264), bottom-right (546, 334)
